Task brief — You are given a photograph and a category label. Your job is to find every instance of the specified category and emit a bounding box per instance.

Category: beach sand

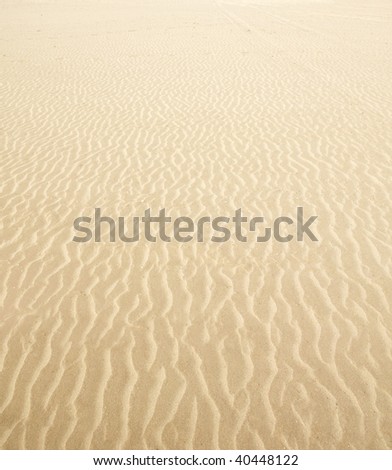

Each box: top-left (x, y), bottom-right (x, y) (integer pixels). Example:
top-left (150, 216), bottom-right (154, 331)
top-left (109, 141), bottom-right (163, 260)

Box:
top-left (0, 0), bottom-right (391, 449)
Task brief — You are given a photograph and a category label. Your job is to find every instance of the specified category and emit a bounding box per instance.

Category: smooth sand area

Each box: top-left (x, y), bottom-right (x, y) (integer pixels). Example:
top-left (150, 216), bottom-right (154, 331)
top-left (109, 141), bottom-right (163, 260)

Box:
top-left (0, 0), bottom-right (391, 449)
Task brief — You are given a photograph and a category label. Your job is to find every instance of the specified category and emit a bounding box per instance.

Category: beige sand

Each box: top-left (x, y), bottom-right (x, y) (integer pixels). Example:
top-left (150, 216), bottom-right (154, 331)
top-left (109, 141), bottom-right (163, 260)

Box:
top-left (0, 0), bottom-right (391, 450)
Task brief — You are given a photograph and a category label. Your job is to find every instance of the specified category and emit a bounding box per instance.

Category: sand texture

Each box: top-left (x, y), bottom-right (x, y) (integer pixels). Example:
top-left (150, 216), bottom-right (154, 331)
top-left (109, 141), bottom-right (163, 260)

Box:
top-left (1, 0), bottom-right (392, 449)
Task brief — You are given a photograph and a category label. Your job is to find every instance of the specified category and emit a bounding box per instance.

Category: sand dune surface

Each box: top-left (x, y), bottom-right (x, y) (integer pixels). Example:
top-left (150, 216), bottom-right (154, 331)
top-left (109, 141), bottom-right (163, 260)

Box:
top-left (0, 0), bottom-right (392, 449)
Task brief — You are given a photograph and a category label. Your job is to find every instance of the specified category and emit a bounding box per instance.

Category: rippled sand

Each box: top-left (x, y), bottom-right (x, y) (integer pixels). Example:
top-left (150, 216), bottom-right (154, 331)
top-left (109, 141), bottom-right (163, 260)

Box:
top-left (1, 0), bottom-right (391, 449)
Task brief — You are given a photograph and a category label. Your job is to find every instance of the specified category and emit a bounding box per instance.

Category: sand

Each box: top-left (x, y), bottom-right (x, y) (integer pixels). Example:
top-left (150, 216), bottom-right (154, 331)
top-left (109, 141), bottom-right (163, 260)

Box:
top-left (0, 0), bottom-right (391, 450)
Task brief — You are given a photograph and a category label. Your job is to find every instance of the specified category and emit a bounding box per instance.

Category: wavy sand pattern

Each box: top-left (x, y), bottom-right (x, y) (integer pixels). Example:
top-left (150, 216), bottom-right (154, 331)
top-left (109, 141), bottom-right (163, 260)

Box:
top-left (1, 0), bottom-right (392, 449)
